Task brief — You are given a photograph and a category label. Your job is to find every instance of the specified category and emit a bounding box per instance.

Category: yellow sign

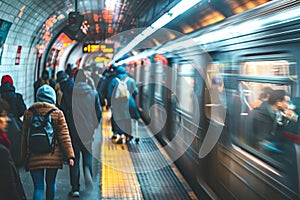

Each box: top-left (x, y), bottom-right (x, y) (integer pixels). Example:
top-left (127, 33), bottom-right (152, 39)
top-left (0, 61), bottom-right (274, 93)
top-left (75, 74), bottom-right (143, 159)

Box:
top-left (83, 43), bottom-right (114, 53)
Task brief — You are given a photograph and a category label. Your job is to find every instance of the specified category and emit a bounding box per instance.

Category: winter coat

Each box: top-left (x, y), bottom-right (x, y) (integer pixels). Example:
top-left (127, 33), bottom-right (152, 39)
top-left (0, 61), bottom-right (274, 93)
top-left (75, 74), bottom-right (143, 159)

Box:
top-left (21, 102), bottom-right (75, 171)
top-left (0, 144), bottom-right (26, 200)
top-left (107, 67), bottom-right (139, 121)
top-left (65, 82), bottom-right (101, 148)
top-left (0, 82), bottom-right (26, 118)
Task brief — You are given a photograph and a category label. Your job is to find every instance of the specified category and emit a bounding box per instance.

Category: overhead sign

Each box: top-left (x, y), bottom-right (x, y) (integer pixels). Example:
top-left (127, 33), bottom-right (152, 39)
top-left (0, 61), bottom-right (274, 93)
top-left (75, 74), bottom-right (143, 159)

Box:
top-left (83, 43), bottom-right (114, 53)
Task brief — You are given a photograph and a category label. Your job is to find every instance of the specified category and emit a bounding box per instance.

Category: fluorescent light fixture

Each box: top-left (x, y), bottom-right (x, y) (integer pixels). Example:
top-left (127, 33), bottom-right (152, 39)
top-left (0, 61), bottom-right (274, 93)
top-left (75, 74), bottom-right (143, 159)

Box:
top-left (194, 5), bottom-right (300, 45)
top-left (112, 0), bottom-right (202, 63)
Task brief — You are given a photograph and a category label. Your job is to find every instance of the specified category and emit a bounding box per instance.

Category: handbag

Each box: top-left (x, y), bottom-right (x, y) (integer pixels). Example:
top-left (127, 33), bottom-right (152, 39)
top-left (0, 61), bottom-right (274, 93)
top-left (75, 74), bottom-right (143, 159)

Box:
top-left (7, 114), bottom-right (23, 165)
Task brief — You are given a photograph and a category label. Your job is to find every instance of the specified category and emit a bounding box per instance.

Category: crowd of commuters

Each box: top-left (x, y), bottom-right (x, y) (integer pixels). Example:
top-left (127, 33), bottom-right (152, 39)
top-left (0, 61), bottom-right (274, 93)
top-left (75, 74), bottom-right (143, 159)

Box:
top-left (0, 59), bottom-right (145, 199)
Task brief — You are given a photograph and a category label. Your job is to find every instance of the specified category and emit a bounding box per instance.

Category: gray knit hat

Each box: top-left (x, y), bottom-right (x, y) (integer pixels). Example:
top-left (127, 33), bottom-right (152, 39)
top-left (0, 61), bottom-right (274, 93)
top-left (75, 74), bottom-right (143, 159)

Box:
top-left (36, 85), bottom-right (56, 104)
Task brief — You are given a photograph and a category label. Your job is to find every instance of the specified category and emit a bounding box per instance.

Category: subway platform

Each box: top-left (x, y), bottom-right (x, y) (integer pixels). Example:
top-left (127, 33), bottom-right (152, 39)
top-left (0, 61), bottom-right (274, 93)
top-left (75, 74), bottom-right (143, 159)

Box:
top-left (18, 109), bottom-right (198, 200)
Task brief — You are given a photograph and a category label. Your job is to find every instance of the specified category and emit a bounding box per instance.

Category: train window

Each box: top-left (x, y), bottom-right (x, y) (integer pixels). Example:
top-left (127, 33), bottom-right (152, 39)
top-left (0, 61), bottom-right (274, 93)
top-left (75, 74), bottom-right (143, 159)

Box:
top-left (176, 63), bottom-right (195, 113)
top-left (234, 59), bottom-right (295, 168)
top-left (241, 60), bottom-right (290, 77)
top-left (204, 63), bottom-right (227, 124)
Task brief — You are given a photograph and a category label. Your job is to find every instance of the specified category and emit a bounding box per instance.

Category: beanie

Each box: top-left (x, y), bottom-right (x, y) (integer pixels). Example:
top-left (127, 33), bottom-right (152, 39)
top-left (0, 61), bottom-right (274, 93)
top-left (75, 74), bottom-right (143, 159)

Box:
top-left (1, 75), bottom-right (13, 85)
top-left (36, 85), bottom-right (56, 104)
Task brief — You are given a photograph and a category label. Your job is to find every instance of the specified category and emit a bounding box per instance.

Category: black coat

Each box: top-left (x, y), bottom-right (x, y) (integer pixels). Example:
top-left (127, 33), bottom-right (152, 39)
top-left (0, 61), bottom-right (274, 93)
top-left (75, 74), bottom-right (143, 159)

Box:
top-left (0, 144), bottom-right (26, 200)
top-left (248, 101), bottom-right (287, 148)
top-left (0, 83), bottom-right (26, 118)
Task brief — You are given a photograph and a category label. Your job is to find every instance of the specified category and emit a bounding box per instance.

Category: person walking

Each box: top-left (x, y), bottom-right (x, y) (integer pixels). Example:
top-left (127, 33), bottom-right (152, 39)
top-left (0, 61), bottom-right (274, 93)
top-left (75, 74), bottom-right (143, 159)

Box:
top-left (107, 66), bottom-right (140, 144)
top-left (0, 74), bottom-right (26, 165)
top-left (21, 85), bottom-right (75, 200)
top-left (33, 69), bottom-right (56, 102)
top-left (0, 98), bottom-right (26, 200)
top-left (61, 69), bottom-right (102, 197)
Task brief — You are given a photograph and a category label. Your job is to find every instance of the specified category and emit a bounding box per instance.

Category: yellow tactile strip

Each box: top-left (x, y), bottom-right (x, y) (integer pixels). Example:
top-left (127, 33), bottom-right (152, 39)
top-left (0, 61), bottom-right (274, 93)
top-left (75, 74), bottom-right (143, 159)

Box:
top-left (101, 109), bottom-right (144, 199)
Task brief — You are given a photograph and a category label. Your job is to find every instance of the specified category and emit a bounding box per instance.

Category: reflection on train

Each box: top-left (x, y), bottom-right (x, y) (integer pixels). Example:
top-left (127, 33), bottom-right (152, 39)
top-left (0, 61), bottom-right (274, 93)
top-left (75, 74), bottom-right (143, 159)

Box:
top-left (116, 1), bottom-right (300, 199)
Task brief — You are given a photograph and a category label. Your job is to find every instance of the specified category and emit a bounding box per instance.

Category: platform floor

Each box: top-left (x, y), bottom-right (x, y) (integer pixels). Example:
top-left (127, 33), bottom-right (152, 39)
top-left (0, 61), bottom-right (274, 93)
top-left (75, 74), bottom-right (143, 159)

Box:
top-left (19, 109), bottom-right (198, 199)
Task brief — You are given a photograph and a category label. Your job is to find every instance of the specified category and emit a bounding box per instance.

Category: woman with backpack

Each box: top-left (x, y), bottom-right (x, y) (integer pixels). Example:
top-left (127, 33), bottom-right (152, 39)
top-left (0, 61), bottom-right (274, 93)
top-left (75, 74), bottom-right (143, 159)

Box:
top-left (21, 85), bottom-right (75, 200)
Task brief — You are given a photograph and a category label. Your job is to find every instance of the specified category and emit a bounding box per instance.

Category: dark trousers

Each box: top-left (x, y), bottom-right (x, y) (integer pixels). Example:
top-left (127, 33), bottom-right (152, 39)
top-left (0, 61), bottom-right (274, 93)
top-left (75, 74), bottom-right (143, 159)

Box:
top-left (69, 142), bottom-right (93, 191)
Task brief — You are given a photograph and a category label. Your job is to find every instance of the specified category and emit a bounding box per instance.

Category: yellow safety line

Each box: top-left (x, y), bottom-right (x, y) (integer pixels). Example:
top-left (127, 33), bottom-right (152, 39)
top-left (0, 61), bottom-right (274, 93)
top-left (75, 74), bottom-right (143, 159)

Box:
top-left (101, 109), bottom-right (144, 199)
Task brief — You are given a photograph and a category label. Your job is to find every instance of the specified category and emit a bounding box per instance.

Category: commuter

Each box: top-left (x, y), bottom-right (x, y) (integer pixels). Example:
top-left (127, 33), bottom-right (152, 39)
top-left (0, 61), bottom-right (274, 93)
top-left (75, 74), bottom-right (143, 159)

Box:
top-left (0, 98), bottom-right (26, 200)
top-left (54, 70), bottom-right (68, 107)
top-left (65, 63), bottom-right (73, 76)
top-left (90, 63), bottom-right (101, 87)
top-left (95, 68), bottom-right (107, 107)
top-left (67, 69), bottom-right (102, 197)
top-left (248, 89), bottom-right (295, 154)
top-left (33, 69), bottom-right (56, 102)
top-left (21, 85), bottom-right (75, 200)
top-left (107, 66), bottom-right (140, 144)
top-left (98, 66), bottom-right (116, 109)
top-left (0, 75), bottom-right (26, 165)
top-left (83, 65), bottom-right (96, 89)
top-left (250, 86), bottom-right (273, 109)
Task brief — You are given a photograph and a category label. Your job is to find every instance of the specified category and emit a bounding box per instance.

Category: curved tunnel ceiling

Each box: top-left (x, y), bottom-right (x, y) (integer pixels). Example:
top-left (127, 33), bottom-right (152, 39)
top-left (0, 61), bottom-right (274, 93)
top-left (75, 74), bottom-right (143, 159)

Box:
top-left (23, 0), bottom-right (273, 61)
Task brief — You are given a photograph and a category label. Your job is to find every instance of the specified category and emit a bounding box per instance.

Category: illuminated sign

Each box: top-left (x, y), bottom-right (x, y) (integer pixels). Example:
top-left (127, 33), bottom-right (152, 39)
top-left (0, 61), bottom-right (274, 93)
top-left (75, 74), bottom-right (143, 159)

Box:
top-left (94, 56), bottom-right (110, 63)
top-left (83, 43), bottom-right (114, 53)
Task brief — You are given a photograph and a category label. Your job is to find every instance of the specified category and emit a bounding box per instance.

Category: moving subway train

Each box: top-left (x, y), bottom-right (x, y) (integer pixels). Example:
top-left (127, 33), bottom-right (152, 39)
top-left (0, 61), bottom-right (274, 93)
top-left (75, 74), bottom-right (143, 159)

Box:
top-left (116, 0), bottom-right (300, 199)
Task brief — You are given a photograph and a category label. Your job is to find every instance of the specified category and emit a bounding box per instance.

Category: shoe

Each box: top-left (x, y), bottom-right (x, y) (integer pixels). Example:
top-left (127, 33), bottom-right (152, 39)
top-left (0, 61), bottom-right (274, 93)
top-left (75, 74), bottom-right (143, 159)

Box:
top-left (116, 134), bottom-right (125, 144)
top-left (69, 190), bottom-right (80, 197)
top-left (111, 135), bottom-right (118, 140)
top-left (126, 135), bottom-right (133, 143)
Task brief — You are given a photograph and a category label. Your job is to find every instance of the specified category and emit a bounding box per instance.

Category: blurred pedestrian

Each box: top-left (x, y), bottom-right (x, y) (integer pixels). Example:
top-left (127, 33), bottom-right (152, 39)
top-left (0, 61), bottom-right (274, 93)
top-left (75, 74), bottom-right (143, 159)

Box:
top-left (0, 75), bottom-right (26, 165)
top-left (21, 85), bottom-right (75, 200)
top-left (107, 66), bottom-right (140, 143)
top-left (33, 69), bottom-right (56, 102)
top-left (0, 97), bottom-right (26, 200)
top-left (67, 69), bottom-right (102, 197)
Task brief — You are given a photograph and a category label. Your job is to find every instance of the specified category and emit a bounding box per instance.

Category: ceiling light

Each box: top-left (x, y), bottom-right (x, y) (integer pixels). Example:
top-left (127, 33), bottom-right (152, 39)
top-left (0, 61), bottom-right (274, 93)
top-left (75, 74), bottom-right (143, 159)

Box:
top-left (113, 0), bottom-right (202, 63)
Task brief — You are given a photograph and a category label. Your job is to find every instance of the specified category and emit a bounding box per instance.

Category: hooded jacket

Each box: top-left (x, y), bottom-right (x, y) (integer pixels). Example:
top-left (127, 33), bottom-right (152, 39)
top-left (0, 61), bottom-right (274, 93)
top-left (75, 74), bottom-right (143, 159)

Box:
top-left (0, 82), bottom-right (26, 118)
top-left (108, 67), bottom-right (139, 121)
top-left (69, 81), bottom-right (101, 147)
top-left (21, 86), bottom-right (74, 171)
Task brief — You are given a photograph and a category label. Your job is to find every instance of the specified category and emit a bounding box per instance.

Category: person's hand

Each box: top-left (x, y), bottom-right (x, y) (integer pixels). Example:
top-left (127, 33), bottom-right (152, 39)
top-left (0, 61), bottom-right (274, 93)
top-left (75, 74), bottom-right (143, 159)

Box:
top-left (69, 158), bottom-right (75, 167)
top-left (283, 109), bottom-right (298, 122)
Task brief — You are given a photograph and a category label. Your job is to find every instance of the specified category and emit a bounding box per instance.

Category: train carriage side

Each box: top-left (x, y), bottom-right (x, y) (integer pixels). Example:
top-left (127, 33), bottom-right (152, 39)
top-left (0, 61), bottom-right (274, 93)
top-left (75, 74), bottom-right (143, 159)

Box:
top-left (126, 2), bottom-right (300, 199)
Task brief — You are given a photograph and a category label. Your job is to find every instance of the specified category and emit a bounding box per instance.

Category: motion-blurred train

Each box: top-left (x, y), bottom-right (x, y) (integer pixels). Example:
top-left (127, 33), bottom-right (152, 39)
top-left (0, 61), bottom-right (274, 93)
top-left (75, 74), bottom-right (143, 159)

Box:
top-left (116, 0), bottom-right (300, 199)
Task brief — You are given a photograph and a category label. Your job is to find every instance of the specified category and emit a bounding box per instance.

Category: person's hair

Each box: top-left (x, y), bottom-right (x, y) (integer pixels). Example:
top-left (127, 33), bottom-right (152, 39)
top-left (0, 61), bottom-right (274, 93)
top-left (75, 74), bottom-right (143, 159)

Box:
top-left (268, 89), bottom-right (286, 105)
top-left (0, 98), bottom-right (9, 114)
top-left (259, 86), bottom-right (273, 100)
top-left (42, 69), bottom-right (49, 80)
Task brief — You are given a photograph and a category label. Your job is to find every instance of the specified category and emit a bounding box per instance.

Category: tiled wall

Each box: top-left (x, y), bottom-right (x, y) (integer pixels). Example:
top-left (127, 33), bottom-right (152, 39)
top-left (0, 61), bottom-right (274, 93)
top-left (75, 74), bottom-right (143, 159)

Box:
top-left (0, 0), bottom-right (48, 106)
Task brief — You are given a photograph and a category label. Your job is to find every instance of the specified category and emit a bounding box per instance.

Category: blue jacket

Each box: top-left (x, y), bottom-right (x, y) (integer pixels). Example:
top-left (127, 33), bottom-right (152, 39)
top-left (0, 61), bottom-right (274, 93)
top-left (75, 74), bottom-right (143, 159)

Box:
top-left (108, 67), bottom-right (140, 121)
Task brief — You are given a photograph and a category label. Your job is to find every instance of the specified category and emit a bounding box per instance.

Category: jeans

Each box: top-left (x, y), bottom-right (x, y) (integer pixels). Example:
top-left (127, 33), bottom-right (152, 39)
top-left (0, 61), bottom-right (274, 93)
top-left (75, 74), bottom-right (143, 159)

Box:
top-left (70, 142), bottom-right (93, 191)
top-left (30, 168), bottom-right (58, 200)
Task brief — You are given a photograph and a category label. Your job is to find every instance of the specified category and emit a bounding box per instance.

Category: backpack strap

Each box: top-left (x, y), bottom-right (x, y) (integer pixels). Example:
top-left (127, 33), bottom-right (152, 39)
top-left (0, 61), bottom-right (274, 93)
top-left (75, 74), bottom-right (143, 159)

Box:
top-left (124, 76), bottom-right (129, 83)
top-left (44, 109), bottom-right (57, 154)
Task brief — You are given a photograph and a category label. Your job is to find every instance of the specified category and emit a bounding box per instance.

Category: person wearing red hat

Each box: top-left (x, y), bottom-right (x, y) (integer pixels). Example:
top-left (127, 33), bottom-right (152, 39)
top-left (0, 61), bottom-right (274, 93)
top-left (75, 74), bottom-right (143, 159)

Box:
top-left (0, 74), bottom-right (27, 165)
top-left (1, 75), bottom-right (14, 85)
